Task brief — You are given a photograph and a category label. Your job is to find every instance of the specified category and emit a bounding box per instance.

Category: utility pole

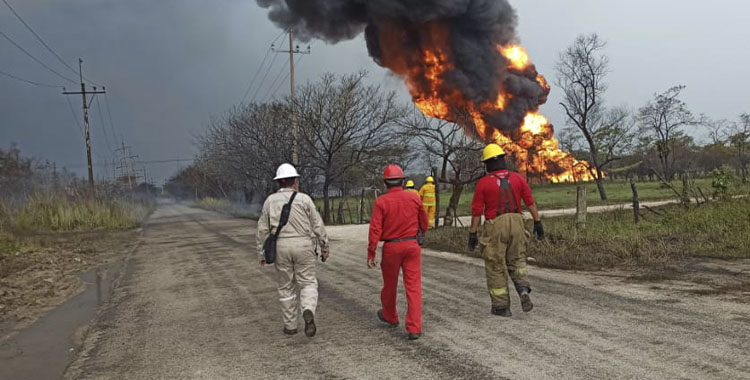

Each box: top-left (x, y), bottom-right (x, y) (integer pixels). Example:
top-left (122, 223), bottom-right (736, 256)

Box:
top-left (273, 30), bottom-right (310, 166)
top-left (63, 58), bottom-right (105, 200)
top-left (115, 141), bottom-right (138, 189)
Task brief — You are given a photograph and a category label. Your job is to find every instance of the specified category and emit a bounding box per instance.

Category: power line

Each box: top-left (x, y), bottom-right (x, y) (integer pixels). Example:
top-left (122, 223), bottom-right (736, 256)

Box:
top-left (262, 57), bottom-right (290, 101)
top-left (0, 29), bottom-right (77, 84)
top-left (63, 158), bottom-right (194, 169)
top-left (1, 0), bottom-right (103, 86)
top-left (240, 30), bottom-right (286, 104)
top-left (271, 54), bottom-right (307, 99)
top-left (250, 51), bottom-right (281, 103)
top-left (64, 95), bottom-right (85, 139)
top-left (95, 95), bottom-right (115, 155)
top-left (0, 68), bottom-right (62, 88)
top-left (103, 92), bottom-right (120, 142)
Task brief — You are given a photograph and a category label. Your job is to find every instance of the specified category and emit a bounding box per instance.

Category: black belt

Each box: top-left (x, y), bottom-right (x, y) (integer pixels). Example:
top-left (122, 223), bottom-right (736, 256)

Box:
top-left (384, 236), bottom-right (417, 243)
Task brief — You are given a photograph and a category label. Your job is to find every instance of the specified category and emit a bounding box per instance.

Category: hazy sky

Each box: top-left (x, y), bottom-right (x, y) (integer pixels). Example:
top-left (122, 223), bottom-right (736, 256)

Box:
top-left (2, 0), bottom-right (748, 184)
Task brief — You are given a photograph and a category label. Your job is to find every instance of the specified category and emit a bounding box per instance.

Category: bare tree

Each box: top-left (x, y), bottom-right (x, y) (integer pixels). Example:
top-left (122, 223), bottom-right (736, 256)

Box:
top-left (401, 108), bottom-right (484, 226)
top-left (702, 117), bottom-right (731, 145)
top-left (637, 85), bottom-right (696, 181)
top-left (730, 113), bottom-right (750, 183)
top-left (556, 33), bottom-right (629, 200)
top-left (197, 103), bottom-right (293, 199)
top-left (296, 72), bottom-right (406, 222)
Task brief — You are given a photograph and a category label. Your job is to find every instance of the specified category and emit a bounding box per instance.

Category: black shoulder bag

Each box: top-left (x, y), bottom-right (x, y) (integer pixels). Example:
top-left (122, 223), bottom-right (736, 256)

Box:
top-left (263, 192), bottom-right (297, 264)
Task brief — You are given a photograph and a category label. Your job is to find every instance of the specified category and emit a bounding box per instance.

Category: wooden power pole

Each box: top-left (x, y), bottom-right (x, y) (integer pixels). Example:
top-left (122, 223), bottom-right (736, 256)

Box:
top-left (274, 30), bottom-right (310, 166)
top-left (63, 58), bottom-right (105, 199)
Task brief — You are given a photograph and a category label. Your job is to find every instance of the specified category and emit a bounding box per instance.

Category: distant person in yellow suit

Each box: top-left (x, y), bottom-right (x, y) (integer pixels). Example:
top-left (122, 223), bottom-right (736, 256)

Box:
top-left (419, 176), bottom-right (436, 228)
top-left (405, 180), bottom-right (419, 195)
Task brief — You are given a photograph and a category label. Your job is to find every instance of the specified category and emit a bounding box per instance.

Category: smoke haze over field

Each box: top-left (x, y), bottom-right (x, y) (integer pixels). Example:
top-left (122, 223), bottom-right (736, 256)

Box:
top-left (1, 0), bottom-right (749, 182)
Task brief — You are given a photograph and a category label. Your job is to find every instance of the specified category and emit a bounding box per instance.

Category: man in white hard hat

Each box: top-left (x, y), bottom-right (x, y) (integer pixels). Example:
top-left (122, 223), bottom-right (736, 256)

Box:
top-left (257, 163), bottom-right (330, 337)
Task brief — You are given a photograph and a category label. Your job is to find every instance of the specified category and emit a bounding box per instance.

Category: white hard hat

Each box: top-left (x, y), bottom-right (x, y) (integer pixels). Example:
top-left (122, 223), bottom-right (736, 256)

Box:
top-left (274, 163), bottom-right (300, 180)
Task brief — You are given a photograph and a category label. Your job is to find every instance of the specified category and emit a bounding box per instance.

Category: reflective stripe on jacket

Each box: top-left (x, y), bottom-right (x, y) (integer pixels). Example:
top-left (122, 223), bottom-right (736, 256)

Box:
top-left (418, 183), bottom-right (436, 206)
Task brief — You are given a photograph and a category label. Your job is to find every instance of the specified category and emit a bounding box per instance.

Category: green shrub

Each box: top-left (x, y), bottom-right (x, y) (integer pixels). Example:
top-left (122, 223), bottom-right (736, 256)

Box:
top-left (711, 166), bottom-right (736, 200)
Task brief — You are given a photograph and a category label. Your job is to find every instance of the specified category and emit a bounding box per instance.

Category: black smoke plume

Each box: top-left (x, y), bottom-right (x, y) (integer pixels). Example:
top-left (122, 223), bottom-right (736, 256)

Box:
top-left (256, 0), bottom-right (549, 135)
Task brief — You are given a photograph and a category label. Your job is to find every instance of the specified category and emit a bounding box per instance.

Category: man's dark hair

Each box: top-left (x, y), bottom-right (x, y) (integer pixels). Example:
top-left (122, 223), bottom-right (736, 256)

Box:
top-left (485, 155), bottom-right (507, 172)
top-left (278, 177), bottom-right (296, 188)
top-left (384, 179), bottom-right (404, 188)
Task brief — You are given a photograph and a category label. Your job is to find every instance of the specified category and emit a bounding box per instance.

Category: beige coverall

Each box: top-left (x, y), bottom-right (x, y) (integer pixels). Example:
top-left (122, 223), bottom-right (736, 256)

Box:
top-left (257, 188), bottom-right (329, 330)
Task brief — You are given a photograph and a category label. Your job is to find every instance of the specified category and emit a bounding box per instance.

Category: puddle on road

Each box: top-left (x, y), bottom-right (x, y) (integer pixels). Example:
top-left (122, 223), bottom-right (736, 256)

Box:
top-left (0, 260), bottom-right (124, 380)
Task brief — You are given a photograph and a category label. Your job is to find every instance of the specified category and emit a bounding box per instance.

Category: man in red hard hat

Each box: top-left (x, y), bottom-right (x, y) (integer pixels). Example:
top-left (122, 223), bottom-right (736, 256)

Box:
top-left (368, 164), bottom-right (429, 340)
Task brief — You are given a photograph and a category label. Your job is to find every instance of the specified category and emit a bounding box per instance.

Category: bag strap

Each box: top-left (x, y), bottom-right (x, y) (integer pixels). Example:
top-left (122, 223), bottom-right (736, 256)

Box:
top-left (491, 174), bottom-right (521, 215)
top-left (271, 192), bottom-right (297, 239)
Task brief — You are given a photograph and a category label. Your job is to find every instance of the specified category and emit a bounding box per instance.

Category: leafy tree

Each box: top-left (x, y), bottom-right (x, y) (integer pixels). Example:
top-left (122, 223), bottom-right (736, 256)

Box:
top-left (729, 113), bottom-right (750, 183)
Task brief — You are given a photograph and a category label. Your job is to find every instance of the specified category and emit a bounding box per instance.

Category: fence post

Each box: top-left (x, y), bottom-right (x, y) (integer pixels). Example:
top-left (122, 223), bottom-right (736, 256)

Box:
top-left (359, 189), bottom-right (365, 224)
top-left (432, 166), bottom-right (440, 228)
top-left (631, 179), bottom-right (640, 224)
top-left (576, 184), bottom-right (587, 229)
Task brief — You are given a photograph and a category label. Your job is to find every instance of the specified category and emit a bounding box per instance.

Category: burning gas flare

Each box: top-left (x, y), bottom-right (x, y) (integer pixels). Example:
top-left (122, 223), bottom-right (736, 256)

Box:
top-left (255, 0), bottom-right (598, 182)
top-left (410, 42), bottom-right (595, 183)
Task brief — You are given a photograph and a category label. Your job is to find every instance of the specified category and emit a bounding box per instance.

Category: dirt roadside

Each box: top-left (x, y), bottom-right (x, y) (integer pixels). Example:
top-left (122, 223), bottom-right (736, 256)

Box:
top-left (62, 204), bottom-right (750, 380)
top-left (0, 229), bottom-right (140, 336)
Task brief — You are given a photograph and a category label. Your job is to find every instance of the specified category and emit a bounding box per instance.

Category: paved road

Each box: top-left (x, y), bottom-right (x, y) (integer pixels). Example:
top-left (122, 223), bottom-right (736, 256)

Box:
top-left (65, 203), bottom-right (750, 380)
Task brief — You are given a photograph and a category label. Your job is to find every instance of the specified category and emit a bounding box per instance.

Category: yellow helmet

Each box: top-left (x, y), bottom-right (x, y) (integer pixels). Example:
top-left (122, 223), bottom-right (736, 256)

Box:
top-left (406, 180), bottom-right (415, 188)
top-left (482, 143), bottom-right (506, 162)
top-left (426, 176), bottom-right (434, 183)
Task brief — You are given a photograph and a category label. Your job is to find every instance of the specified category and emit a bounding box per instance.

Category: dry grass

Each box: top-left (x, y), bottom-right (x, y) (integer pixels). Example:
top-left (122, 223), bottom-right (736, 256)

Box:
top-left (192, 197), bottom-right (260, 219)
top-left (10, 194), bottom-right (150, 232)
top-left (424, 197), bottom-right (750, 270)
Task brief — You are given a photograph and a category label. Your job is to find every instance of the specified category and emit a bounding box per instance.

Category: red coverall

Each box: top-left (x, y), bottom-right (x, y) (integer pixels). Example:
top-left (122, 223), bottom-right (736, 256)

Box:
top-left (368, 187), bottom-right (429, 334)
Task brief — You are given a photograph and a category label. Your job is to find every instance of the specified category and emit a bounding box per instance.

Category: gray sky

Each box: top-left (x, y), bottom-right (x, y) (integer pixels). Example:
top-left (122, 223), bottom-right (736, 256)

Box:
top-left (2, 0), bottom-right (748, 184)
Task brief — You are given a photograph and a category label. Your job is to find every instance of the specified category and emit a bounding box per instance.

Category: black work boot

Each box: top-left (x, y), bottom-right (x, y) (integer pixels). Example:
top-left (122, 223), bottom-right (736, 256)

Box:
top-left (283, 327), bottom-right (298, 335)
top-left (377, 309), bottom-right (399, 327)
top-left (491, 307), bottom-right (512, 317)
top-left (303, 309), bottom-right (316, 337)
top-left (408, 332), bottom-right (422, 340)
top-left (520, 292), bottom-right (534, 313)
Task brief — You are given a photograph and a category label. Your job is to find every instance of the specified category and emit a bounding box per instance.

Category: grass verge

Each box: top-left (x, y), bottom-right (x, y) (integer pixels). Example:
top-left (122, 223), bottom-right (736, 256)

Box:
top-left (424, 197), bottom-right (750, 270)
top-left (10, 194), bottom-right (150, 232)
top-left (316, 178), bottom-right (745, 224)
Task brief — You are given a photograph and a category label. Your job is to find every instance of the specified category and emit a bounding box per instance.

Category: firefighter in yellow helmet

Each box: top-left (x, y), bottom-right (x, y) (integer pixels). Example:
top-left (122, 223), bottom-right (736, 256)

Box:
top-left (468, 144), bottom-right (543, 317)
top-left (405, 180), bottom-right (419, 195)
top-left (418, 176), bottom-right (436, 228)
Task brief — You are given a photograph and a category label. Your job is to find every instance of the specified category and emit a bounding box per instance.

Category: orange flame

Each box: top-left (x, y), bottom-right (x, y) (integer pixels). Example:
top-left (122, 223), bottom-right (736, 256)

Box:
top-left (492, 113), bottom-right (597, 183)
top-left (405, 34), bottom-right (597, 183)
top-left (500, 45), bottom-right (530, 70)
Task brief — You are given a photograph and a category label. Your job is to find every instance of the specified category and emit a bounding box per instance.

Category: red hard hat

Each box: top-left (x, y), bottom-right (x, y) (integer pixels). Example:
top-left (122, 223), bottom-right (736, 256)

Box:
top-left (383, 164), bottom-right (405, 180)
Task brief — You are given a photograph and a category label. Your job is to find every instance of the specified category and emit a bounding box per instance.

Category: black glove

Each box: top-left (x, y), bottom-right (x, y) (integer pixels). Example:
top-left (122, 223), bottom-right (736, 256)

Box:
top-left (468, 232), bottom-right (479, 251)
top-left (533, 221), bottom-right (544, 239)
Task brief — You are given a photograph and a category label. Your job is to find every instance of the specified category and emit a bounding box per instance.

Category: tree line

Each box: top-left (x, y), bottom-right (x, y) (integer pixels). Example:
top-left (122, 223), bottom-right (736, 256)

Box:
top-left (556, 34), bottom-right (748, 200)
top-left (168, 35), bottom-right (749, 222)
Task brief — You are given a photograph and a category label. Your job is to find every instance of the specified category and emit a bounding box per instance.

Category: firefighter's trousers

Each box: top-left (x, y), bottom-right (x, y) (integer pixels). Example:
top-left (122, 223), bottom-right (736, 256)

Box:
top-left (425, 205), bottom-right (436, 228)
top-left (274, 237), bottom-right (318, 330)
top-left (380, 240), bottom-right (422, 334)
top-left (479, 213), bottom-right (531, 308)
